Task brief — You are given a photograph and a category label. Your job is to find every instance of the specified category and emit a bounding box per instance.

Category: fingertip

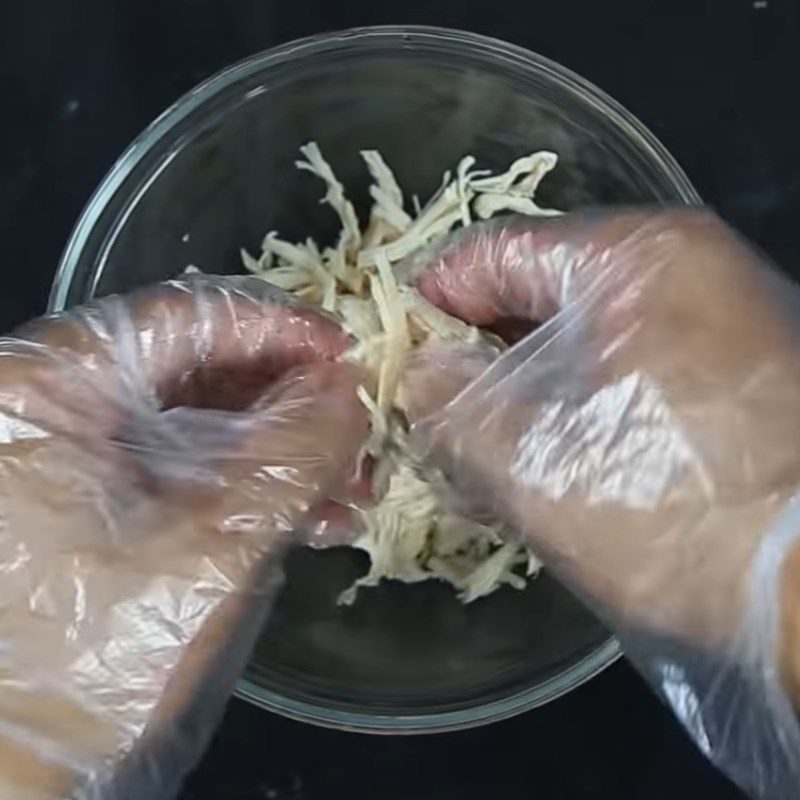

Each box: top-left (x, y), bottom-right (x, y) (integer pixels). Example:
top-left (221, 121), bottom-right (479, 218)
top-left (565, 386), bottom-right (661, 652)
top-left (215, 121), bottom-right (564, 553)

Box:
top-left (416, 270), bottom-right (451, 313)
top-left (399, 339), bottom-right (496, 423)
top-left (412, 221), bottom-right (538, 326)
top-left (256, 361), bottom-right (370, 433)
top-left (276, 305), bottom-right (352, 360)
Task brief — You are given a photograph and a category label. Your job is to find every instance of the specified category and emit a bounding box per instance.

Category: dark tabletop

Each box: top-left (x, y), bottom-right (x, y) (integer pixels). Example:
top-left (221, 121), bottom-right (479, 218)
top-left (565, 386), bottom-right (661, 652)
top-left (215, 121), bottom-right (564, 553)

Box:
top-left (4, 1), bottom-right (799, 798)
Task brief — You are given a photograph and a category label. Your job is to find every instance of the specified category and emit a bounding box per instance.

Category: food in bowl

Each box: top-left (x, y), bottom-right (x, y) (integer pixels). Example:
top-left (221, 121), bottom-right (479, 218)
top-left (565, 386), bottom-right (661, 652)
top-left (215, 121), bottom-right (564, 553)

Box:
top-left (236, 142), bottom-right (563, 605)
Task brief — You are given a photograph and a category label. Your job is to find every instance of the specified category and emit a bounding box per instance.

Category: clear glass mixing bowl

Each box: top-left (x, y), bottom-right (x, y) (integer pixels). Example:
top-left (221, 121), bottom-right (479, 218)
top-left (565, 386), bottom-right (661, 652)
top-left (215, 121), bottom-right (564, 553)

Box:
top-left (49, 26), bottom-right (700, 732)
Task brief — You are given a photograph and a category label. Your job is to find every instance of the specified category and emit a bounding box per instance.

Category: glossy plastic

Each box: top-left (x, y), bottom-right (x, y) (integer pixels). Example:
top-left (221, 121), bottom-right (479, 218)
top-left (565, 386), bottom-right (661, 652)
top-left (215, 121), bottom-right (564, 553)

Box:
top-left (0, 276), bottom-right (366, 798)
top-left (408, 210), bottom-right (800, 799)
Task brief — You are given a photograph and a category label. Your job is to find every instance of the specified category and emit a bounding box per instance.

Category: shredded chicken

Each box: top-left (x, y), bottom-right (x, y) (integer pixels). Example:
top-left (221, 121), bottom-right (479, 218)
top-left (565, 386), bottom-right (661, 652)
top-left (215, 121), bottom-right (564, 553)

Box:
top-left (240, 143), bottom-right (561, 604)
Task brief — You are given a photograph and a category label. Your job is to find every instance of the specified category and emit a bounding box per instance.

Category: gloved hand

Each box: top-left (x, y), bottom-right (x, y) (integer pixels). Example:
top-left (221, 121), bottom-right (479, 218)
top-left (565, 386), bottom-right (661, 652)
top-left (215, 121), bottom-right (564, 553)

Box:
top-left (0, 276), bottom-right (367, 800)
top-left (404, 210), bottom-right (800, 800)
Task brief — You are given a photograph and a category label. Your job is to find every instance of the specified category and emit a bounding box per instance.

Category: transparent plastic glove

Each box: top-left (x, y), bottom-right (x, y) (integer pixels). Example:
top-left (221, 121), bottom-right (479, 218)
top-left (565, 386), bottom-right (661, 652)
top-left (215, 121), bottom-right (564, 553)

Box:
top-left (0, 275), bottom-right (367, 800)
top-left (406, 210), bottom-right (800, 800)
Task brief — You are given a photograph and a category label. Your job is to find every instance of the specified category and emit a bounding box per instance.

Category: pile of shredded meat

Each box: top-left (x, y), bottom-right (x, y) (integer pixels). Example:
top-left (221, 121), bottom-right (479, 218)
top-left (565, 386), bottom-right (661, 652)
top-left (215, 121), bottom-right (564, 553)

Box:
top-left (240, 143), bottom-right (561, 604)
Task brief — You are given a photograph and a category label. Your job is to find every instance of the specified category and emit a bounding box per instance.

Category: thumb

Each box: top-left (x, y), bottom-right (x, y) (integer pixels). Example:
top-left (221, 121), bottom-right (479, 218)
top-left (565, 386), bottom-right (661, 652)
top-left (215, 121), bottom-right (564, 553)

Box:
top-left (211, 361), bottom-right (369, 537)
top-left (154, 362), bottom-right (369, 541)
top-left (403, 339), bottom-right (509, 524)
top-left (399, 339), bottom-right (498, 423)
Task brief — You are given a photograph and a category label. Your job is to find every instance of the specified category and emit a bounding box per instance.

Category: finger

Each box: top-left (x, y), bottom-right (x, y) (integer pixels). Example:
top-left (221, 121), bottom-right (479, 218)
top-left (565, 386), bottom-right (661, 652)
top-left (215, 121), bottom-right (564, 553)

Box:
top-left (399, 339), bottom-right (497, 423)
top-left (125, 277), bottom-right (350, 409)
top-left (194, 361), bottom-right (370, 538)
top-left (413, 211), bottom-right (655, 327)
top-left (301, 463), bottom-right (375, 546)
top-left (16, 277), bottom-right (350, 409)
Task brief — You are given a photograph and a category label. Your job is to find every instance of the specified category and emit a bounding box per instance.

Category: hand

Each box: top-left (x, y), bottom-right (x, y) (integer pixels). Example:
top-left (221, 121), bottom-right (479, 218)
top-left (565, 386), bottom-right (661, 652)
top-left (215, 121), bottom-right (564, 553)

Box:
top-left (0, 276), bottom-right (367, 799)
top-left (408, 210), bottom-right (800, 643)
top-left (404, 211), bottom-right (800, 798)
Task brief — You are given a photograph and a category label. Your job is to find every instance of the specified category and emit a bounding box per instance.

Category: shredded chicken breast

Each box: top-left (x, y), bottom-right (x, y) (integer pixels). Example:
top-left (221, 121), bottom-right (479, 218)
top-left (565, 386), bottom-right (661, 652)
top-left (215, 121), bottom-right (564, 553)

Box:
top-left (240, 143), bottom-right (561, 604)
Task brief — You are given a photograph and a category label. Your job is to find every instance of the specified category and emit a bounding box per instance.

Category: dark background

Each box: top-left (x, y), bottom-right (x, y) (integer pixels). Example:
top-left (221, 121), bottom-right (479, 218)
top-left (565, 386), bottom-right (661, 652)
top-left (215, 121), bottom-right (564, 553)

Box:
top-left (3, 1), bottom-right (798, 798)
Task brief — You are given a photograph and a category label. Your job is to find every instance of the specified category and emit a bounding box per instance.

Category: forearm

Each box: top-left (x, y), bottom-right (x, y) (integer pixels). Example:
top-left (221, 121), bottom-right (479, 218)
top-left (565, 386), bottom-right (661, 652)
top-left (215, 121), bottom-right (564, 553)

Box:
top-left (780, 541), bottom-right (800, 710)
top-left (0, 481), bottom-right (286, 800)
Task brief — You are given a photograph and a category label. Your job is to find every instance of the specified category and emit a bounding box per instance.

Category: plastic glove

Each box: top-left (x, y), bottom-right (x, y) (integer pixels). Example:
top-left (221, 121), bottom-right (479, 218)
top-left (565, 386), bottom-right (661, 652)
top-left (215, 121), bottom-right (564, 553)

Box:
top-left (405, 210), bottom-right (800, 800)
top-left (0, 275), bottom-right (367, 800)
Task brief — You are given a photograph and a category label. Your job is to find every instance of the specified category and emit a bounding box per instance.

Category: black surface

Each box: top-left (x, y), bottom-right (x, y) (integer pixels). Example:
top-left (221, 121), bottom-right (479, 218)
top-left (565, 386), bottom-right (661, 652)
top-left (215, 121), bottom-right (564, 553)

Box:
top-left (3, 1), bottom-right (799, 798)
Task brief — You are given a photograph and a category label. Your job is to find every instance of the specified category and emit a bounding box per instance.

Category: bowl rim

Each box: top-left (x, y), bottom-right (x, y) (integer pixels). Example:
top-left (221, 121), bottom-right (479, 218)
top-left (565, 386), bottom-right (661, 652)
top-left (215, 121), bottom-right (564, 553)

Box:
top-left (48, 24), bottom-right (700, 732)
top-left (237, 636), bottom-right (621, 734)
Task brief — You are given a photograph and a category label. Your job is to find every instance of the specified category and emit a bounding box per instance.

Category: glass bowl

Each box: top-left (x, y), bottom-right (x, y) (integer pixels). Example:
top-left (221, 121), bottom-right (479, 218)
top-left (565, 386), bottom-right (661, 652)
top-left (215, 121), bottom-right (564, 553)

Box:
top-left (49, 26), bottom-right (700, 732)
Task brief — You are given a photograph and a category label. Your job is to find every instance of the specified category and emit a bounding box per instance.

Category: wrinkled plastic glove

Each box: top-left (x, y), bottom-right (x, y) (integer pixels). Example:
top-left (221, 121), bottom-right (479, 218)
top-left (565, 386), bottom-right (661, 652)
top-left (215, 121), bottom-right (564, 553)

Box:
top-left (0, 275), bottom-right (367, 800)
top-left (404, 210), bottom-right (800, 800)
